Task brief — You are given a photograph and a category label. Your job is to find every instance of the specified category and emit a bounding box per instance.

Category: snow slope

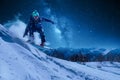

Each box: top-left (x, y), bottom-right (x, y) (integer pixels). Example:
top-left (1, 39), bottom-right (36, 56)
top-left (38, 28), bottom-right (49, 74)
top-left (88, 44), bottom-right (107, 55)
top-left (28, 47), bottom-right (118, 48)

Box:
top-left (0, 24), bottom-right (120, 80)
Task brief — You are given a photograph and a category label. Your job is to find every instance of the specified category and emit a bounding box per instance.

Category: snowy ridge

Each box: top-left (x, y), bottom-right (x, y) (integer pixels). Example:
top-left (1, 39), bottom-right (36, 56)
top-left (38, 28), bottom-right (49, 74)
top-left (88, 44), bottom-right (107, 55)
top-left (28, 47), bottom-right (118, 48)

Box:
top-left (42, 47), bottom-right (120, 62)
top-left (0, 24), bottom-right (120, 80)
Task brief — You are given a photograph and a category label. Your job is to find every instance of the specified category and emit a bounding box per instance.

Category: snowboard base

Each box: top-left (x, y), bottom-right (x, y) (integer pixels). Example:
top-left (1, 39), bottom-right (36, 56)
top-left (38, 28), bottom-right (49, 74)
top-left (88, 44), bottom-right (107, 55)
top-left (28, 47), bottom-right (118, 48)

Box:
top-left (30, 42), bottom-right (52, 50)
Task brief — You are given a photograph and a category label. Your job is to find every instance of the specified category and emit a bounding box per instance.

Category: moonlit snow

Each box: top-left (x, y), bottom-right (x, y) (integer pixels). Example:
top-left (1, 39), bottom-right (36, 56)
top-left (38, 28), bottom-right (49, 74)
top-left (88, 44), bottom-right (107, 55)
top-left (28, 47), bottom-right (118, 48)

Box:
top-left (0, 24), bottom-right (120, 80)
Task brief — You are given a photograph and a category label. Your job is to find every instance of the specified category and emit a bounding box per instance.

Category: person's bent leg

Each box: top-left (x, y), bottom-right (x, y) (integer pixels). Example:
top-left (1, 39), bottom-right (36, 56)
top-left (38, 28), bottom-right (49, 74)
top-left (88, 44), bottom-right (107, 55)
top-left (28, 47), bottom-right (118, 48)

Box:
top-left (37, 29), bottom-right (46, 46)
top-left (27, 30), bottom-right (35, 43)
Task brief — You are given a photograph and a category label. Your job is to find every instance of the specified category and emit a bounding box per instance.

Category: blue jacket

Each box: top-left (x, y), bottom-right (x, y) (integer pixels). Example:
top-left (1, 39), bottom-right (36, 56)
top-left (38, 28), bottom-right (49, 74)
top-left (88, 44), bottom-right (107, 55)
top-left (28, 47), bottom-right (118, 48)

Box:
top-left (23, 16), bottom-right (54, 37)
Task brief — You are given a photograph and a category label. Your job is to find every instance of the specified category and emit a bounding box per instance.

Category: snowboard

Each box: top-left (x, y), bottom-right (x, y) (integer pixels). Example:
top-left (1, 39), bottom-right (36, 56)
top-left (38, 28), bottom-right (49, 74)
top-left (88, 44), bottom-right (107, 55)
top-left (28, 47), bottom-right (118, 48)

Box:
top-left (27, 41), bottom-right (52, 50)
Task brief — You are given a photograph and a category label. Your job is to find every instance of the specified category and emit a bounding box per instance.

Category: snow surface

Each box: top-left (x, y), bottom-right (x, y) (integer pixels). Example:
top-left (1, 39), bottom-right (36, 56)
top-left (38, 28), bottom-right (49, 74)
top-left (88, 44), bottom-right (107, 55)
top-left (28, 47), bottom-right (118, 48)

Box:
top-left (0, 24), bottom-right (120, 80)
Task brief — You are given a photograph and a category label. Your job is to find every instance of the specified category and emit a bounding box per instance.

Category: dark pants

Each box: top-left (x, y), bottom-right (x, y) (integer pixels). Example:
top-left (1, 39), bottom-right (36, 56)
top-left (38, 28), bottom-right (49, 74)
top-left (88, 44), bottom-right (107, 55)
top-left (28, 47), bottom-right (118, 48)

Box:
top-left (29, 24), bottom-right (46, 43)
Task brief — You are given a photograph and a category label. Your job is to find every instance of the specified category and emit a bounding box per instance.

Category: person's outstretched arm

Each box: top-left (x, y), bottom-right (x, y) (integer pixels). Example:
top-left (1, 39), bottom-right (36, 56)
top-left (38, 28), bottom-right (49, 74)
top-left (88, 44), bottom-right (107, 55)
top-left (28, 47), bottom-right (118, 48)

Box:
top-left (42, 17), bottom-right (54, 24)
top-left (23, 17), bottom-right (32, 37)
top-left (23, 25), bottom-right (29, 37)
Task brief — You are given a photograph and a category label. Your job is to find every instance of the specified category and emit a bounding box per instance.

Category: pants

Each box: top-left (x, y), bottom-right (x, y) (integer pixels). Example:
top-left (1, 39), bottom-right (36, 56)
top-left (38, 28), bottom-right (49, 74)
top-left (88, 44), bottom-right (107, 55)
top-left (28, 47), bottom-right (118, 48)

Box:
top-left (29, 24), bottom-right (46, 43)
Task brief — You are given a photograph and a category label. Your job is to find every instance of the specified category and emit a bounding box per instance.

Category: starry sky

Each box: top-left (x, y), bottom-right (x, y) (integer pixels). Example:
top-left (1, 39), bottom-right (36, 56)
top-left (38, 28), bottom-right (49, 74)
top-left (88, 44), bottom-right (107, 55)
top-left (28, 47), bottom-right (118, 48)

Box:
top-left (0, 0), bottom-right (120, 48)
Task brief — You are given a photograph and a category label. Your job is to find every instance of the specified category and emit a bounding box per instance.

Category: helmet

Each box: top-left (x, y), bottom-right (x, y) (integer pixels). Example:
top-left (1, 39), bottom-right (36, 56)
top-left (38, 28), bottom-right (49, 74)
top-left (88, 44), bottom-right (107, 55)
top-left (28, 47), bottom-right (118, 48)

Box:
top-left (32, 10), bottom-right (39, 17)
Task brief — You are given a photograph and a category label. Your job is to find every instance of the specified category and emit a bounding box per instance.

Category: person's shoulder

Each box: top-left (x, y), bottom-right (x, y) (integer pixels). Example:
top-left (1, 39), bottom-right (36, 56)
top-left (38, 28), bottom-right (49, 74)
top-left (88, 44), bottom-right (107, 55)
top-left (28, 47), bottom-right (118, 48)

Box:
top-left (29, 15), bottom-right (34, 20)
top-left (38, 16), bottom-right (43, 21)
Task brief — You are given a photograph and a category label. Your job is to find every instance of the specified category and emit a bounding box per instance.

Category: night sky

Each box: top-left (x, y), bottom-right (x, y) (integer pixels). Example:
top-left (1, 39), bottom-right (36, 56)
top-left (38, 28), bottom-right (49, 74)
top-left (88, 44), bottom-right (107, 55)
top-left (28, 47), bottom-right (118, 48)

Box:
top-left (0, 0), bottom-right (120, 48)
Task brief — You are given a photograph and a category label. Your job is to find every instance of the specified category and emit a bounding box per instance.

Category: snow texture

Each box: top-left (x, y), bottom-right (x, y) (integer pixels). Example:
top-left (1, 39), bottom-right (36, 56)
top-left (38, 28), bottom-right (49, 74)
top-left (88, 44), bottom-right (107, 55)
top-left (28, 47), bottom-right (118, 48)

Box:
top-left (0, 24), bottom-right (120, 80)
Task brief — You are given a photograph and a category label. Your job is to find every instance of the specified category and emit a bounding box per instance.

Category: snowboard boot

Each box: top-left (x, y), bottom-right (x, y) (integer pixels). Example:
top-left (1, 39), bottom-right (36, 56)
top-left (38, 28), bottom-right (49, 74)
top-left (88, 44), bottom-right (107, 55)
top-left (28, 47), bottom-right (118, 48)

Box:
top-left (40, 42), bottom-right (45, 47)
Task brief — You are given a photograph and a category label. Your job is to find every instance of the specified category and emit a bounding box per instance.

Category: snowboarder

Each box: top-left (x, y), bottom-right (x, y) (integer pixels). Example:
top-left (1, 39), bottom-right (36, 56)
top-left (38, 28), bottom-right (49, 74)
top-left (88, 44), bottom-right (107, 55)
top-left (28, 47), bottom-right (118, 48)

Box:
top-left (23, 10), bottom-right (54, 46)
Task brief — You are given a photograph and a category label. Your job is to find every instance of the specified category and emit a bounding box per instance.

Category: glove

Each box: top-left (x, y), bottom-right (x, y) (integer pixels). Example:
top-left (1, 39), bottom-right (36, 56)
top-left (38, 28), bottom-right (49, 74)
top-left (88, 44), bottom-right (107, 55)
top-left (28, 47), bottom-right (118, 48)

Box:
top-left (23, 33), bottom-right (27, 37)
top-left (51, 21), bottom-right (55, 24)
top-left (23, 34), bottom-right (25, 38)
